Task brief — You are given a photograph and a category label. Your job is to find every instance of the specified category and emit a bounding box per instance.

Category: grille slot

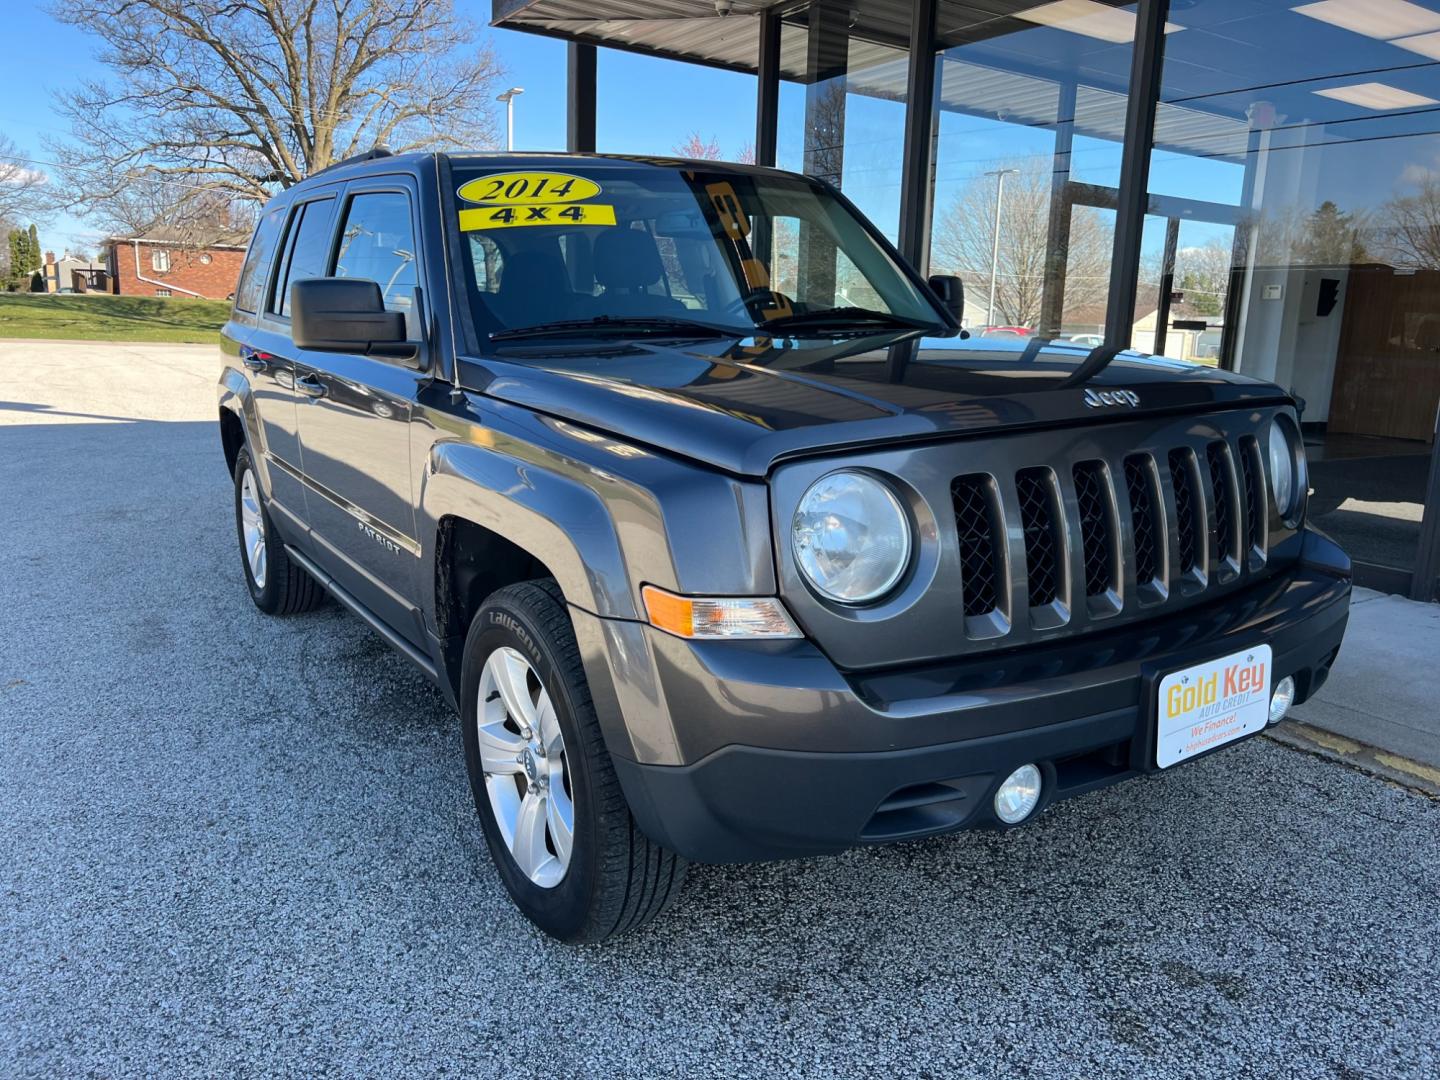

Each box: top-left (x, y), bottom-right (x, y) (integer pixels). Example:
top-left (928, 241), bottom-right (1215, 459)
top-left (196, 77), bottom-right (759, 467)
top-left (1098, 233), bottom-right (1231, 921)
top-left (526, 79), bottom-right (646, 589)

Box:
top-left (1207, 441), bottom-right (1238, 564)
top-left (950, 474), bottom-right (1004, 617)
top-left (1124, 455), bottom-right (1162, 587)
top-left (1169, 448), bottom-right (1200, 575)
top-left (1239, 435), bottom-right (1263, 554)
top-left (1016, 468), bottom-right (1062, 608)
top-left (1072, 462), bottom-right (1114, 598)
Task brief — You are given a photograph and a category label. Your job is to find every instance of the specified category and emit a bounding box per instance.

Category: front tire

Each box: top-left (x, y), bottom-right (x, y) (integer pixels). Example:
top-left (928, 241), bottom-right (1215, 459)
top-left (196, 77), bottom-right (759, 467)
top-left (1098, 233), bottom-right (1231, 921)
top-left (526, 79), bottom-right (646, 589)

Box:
top-left (232, 447), bottom-right (325, 615)
top-left (460, 579), bottom-right (687, 942)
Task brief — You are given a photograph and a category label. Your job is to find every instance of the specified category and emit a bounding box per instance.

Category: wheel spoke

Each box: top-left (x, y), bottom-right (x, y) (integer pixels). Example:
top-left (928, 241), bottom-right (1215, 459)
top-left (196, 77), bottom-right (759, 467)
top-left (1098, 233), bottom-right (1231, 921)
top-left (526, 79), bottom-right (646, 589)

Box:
top-left (491, 650), bottom-right (537, 732)
top-left (536, 691), bottom-right (562, 756)
top-left (512, 790), bottom-right (551, 881)
top-left (476, 721), bottom-right (525, 775)
top-left (546, 783), bottom-right (574, 866)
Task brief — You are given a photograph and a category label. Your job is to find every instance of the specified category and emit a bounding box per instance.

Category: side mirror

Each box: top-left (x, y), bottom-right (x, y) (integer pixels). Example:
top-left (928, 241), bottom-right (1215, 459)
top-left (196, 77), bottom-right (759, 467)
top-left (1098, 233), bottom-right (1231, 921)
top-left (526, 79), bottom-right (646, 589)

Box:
top-left (928, 274), bottom-right (965, 325)
top-left (290, 278), bottom-right (416, 363)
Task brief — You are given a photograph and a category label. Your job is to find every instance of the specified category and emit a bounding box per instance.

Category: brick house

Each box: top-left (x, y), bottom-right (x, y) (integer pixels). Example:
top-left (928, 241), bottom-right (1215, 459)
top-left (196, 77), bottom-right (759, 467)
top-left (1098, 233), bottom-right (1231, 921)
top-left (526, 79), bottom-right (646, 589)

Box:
top-left (105, 226), bottom-right (251, 299)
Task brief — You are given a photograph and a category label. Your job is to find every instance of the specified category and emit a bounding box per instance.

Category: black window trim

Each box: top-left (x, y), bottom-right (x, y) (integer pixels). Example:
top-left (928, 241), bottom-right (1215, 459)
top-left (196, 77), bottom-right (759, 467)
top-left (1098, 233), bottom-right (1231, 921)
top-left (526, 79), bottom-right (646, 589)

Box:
top-left (265, 192), bottom-right (339, 324)
top-left (329, 175), bottom-right (430, 364)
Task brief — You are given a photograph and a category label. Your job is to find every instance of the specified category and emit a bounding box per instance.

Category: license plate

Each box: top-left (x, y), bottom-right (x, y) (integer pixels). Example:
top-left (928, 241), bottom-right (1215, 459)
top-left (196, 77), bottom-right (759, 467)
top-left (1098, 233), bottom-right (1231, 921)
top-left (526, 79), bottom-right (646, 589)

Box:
top-left (1155, 644), bottom-right (1272, 769)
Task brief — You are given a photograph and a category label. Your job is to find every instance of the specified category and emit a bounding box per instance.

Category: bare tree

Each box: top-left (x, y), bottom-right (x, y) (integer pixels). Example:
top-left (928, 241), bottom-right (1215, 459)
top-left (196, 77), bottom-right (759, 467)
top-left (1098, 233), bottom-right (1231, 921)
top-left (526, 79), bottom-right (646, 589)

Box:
top-left (44, 0), bottom-right (504, 226)
top-left (1378, 176), bottom-right (1440, 270)
top-left (931, 158), bottom-right (1113, 328)
top-left (673, 132), bottom-right (724, 160)
top-left (0, 134), bottom-right (45, 224)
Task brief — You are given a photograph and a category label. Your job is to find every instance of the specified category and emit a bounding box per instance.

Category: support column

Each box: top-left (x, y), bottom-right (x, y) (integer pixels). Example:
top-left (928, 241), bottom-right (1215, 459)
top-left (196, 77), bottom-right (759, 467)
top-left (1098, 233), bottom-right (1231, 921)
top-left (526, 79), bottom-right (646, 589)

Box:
top-left (799, 1), bottom-right (850, 306)
top-left (897, 0), bottom-right (938, 273)
top-left (755, 8), bottom-right (780, 168)
top-left (567, 42), bottom-right (597, 154)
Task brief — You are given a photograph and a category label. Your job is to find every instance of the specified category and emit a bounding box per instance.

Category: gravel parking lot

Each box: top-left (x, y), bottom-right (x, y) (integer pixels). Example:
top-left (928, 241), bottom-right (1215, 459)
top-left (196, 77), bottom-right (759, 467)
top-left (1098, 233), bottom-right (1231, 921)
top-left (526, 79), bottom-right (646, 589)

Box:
top-left (3, 341), bottom-right (1439, 1078)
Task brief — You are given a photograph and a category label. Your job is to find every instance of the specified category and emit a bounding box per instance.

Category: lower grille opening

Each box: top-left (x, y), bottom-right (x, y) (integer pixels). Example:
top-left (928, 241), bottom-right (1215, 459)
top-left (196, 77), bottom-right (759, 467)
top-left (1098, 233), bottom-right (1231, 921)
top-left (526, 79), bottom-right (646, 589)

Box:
top-left (862, 778), bottom-right (985, 841)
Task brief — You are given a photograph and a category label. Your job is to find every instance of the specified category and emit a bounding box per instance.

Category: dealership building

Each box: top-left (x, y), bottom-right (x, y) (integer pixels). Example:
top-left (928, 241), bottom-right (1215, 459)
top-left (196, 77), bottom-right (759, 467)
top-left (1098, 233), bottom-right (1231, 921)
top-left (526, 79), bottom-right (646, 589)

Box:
top-left (492, 0), bottom-right (1440, 601)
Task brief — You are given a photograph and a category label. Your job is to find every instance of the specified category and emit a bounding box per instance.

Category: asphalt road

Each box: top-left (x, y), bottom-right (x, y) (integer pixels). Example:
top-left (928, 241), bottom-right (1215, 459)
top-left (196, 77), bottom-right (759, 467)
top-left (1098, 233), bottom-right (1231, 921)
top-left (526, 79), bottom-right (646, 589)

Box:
top-left (3, 342), bottom-right (1438, 1078)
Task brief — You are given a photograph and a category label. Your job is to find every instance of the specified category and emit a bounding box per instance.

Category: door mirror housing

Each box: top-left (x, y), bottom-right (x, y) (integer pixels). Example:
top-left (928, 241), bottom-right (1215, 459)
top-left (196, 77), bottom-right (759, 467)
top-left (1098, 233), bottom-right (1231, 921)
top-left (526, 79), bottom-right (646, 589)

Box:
top-left (928, 274), bottom-right (965, 326)
top-left (290, 278), bottom-right (417, 364)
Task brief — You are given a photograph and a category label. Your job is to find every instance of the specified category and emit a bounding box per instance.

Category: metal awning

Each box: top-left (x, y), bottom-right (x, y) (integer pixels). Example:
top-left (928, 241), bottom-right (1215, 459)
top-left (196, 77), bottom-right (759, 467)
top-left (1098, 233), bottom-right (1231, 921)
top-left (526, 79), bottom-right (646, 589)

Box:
top-left (492, 1), bottom-right (1249, 163)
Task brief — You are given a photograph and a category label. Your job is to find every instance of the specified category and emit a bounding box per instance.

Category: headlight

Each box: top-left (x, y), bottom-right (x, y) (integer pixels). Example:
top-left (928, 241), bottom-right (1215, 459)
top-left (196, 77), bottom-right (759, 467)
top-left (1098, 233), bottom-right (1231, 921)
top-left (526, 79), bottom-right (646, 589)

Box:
top-left (1268, 416), bottom-right (1306, 521)
top-left (792, 471), bottom-right (912, 604)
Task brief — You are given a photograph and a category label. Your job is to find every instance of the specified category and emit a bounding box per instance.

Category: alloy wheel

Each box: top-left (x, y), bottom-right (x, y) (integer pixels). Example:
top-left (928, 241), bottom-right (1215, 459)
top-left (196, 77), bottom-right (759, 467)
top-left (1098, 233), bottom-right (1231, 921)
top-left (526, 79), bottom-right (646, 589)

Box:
top-left (239, 468), bottom-right (267, 589)
top-left (476, 646), bottom-right (574, 888)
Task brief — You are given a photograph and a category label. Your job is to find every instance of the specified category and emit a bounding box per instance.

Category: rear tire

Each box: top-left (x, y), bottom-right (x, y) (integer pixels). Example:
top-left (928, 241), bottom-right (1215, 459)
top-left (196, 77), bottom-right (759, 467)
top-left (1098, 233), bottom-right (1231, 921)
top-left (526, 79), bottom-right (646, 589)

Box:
top-left (233, 446), bottom-right (325, 615)
top-left (460, 579), bottom-right (687, 942)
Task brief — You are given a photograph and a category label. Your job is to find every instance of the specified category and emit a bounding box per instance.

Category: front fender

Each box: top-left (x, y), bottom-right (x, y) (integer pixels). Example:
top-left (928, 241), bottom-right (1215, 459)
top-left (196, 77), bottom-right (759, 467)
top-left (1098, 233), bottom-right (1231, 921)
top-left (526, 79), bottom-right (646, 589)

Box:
top-left (419, 440), bottom-right (637, 621)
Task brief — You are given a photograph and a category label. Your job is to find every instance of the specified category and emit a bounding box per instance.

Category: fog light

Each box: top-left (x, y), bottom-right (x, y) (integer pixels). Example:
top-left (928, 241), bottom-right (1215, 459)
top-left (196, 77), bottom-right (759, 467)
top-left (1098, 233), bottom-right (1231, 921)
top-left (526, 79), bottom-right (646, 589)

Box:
top-left (994, 764), bottom-right (1042, 824)
top-left (1269, 676), bottom-right (1296, 725)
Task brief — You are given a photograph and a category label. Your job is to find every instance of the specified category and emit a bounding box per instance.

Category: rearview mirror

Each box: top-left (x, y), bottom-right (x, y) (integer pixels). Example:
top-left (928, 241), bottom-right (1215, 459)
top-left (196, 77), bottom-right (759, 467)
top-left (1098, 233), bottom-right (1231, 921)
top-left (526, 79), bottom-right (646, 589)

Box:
top-left (928, 274), bottom-right (965, 325)
top-left (290, 278), bottom-right (415, 363)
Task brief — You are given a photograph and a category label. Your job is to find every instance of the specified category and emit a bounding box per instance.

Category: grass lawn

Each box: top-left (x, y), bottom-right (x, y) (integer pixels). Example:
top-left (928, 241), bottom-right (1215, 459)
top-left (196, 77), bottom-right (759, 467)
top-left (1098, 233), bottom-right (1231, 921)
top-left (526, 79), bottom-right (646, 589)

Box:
top-left (0, 293), bottom-right (231, 344)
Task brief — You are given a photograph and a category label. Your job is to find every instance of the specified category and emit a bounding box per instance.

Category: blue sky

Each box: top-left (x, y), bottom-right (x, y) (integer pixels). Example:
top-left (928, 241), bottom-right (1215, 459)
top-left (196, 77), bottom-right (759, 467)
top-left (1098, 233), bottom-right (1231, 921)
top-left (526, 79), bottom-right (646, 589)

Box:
top-left (1, 5), bottom-right (756, 251)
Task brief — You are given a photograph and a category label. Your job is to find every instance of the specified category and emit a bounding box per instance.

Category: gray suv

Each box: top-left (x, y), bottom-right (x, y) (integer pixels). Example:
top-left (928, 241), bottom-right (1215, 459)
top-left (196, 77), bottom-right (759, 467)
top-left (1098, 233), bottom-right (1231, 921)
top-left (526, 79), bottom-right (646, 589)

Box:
top-left (218, 151), bottom-right (1351, 942)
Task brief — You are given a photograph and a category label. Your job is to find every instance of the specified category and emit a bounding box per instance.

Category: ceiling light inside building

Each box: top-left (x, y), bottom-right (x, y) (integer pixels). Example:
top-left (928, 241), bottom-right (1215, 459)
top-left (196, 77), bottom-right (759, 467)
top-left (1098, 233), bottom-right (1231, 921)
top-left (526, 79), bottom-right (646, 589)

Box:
top-left (1314, 81), bottom-right (1440, 110)
top-left (1393, 29), bottom-right (1440, 59)
top-left (1292, 0), bottom-right (1440, 40)
top-left (1017, 0), bottom-right (1184, 43)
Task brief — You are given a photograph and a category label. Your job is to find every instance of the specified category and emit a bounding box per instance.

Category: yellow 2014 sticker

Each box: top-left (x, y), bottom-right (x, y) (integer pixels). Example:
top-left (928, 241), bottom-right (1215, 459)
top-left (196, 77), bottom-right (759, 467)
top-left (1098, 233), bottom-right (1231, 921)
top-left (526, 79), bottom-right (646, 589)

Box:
top-left (457, 171), bottom-right (601, 206)
top-left (458, 204), bottom-right (617, 231)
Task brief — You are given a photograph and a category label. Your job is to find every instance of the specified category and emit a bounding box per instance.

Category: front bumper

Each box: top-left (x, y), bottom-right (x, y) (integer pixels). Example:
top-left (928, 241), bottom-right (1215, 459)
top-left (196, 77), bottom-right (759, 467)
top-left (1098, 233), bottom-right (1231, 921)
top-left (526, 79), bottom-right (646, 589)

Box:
top-left (607, 531), bottom-right (1352, 863)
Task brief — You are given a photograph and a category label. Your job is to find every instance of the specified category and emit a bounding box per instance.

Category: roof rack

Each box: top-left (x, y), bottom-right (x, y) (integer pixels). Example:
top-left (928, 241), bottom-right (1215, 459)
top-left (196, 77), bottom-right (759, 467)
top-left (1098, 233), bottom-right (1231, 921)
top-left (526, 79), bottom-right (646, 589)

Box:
top-left (312, 146), bottom-right (394, 175)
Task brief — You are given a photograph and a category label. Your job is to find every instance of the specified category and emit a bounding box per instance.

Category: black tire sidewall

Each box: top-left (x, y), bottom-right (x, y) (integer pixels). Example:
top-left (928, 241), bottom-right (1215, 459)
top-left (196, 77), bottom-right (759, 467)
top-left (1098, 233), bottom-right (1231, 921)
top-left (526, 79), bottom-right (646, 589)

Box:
top-left (233, 447), bottom-right (281, 612)
top-left (459, 587), bottom-right (601, 940)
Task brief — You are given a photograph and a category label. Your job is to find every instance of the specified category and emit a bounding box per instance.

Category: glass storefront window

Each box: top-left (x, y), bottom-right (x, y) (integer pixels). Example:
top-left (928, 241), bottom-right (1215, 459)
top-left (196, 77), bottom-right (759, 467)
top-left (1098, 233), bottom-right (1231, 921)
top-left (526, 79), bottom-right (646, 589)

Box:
top-left (924, 1), bottom-right (1136, 339)
top-left (1145, 0), bottom-right (1440, 582)
top-left (775, 2), bottom-right (911, 244)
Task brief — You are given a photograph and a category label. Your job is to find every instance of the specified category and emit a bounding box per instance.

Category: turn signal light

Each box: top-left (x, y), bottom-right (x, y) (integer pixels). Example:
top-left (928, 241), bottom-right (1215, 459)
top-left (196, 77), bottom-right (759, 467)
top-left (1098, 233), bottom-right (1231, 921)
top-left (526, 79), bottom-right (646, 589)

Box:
top-left (641, 585), bottom-right (801, 640)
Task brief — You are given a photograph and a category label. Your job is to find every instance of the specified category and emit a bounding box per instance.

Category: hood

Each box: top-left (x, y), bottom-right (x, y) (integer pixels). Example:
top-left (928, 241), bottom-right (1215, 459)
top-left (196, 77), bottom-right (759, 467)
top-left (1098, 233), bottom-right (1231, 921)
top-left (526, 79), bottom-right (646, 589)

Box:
top-left (464, 332), bottom-right (1289, 476)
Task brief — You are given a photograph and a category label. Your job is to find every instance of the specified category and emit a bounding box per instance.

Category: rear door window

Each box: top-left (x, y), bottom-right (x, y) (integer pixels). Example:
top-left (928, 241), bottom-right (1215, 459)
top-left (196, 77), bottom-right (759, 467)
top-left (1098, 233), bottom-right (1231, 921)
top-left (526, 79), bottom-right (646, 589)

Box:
top-left (270, 198), bottom-right (336, 318)
top-left (234, 207), bottom-right (285, 314)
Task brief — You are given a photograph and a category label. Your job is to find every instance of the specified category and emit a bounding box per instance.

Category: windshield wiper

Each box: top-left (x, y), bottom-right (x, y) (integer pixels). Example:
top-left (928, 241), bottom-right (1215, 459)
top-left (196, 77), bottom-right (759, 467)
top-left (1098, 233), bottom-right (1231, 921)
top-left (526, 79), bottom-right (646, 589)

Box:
top-left (490, 315), bottom-right (748, 342)
top-left (760, 307), bottom-right (934, 333)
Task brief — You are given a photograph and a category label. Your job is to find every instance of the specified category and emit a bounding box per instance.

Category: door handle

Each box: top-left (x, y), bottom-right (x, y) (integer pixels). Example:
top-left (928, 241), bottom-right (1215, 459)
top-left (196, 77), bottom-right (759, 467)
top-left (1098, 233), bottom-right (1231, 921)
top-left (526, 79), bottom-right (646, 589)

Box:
top-left (294, 373), bottom-right (327, 399)
top-left (239, 346), bottom-right (270, 372)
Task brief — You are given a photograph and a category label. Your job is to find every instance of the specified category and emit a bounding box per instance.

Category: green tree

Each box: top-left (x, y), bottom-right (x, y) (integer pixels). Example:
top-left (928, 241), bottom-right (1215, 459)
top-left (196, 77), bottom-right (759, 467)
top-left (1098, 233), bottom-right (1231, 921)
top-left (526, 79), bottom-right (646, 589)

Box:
top-left (29, 270), bottom-right (45, 292)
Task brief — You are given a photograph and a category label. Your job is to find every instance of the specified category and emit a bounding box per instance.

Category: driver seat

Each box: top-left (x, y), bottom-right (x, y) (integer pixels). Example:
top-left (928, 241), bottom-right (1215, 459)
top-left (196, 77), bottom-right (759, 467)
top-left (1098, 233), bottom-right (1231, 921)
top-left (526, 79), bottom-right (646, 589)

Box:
top-left (593, 228), bottom-right (684, 316)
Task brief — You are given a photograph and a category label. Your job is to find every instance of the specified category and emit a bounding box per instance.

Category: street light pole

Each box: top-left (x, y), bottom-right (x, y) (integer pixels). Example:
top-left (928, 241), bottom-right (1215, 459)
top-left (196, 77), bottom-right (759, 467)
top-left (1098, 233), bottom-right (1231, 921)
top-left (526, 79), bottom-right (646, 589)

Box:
top-left (985, 167), bottom-right (1018, 328)
top-left (497, 87), bottom-right (525, 151)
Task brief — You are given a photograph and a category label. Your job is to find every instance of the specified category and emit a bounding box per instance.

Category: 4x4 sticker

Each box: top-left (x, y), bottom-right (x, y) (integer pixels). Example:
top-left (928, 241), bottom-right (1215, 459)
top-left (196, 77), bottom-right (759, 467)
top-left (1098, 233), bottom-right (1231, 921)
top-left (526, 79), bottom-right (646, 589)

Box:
top-left (458, 203), bottom-right (616, 231)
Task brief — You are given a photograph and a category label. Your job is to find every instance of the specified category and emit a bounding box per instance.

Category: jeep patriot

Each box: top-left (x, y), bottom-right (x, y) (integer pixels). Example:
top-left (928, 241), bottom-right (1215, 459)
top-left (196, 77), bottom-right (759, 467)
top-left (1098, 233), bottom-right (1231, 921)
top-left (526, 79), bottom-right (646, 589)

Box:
top-left (218, 150), bottom-right (1351, 942)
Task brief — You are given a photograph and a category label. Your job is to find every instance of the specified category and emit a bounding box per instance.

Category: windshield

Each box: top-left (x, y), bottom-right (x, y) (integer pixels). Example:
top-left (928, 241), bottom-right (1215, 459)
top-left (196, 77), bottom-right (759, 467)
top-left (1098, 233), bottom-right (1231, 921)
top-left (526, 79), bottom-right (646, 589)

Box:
top-left (450, 162), bottom-right (946, 341)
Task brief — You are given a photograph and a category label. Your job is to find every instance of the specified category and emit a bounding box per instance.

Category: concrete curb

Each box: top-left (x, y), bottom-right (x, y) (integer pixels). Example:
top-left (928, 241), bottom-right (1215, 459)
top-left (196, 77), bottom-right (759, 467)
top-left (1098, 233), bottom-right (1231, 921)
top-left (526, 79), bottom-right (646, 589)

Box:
top-left (1266, 722), bottom-right (1440, 799)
